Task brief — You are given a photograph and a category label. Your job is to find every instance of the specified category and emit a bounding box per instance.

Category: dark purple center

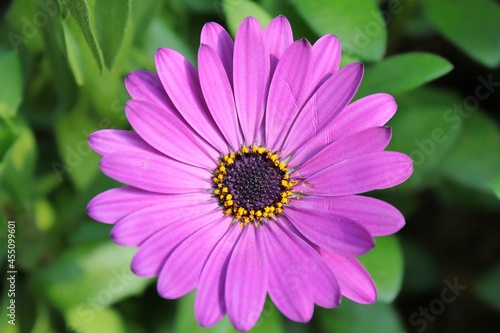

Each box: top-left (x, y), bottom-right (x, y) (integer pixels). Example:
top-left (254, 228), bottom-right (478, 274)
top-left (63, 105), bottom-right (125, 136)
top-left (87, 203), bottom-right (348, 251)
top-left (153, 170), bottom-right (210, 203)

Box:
top-left (222, 152), bottom-right (285, 211)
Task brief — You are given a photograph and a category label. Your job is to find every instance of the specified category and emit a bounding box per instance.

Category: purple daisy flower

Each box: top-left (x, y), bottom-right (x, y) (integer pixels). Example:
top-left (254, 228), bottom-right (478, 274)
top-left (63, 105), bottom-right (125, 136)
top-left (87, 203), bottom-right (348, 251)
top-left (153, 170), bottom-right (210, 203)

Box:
top-left (87, 15), bottom-right (412, 332)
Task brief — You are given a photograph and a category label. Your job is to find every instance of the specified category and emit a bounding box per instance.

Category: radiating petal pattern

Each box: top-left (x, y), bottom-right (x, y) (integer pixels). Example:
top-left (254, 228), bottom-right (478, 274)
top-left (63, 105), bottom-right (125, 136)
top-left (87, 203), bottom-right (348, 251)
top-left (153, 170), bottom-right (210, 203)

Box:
top-left (265, 15), bottom-right (294, 72)
top-left (130, 209), bottom-right (222, 277)
top-left (195, 226), bottom-right (241, 327)
top-left (281, 63), bottom-right (364, 156)
top-left (87, 187), bottom-right (205, 224)
top-left (265, 39), bottom-right (312, 150)
top-left (225, 226), bottom-right (268, 331)
top-left (157, 218), bottom-right (230, 298)
top-left (100, 151), bottom-right (211, 194)
top-left (233, 17), bottom-right (270, 144)
top-left (155, 48), bottom-right (228, 152)
top-left (88, 129), bottom-right (152, 156)
top-left (309, 34), bottom-right (341, 94)
top-left (293, 127), bottom-right (392, 175)
top-left (321, 251), bottom-right (377, 304)
top-left (88, 14), bottom-right (413, 333)
top-left (286, 199), bottom-right (374, 256)
top-left (200, 22), bottom-right (234, 82)
top-left (262, 222), bottom-right (314, 322)
top-left (126, 99), bottom-right (217, 168)
top-left (110, 194), bottom-right (216, 246)
top-left (296, 152), bottom-right (413, 196)
top-left (198, 44), bottom-right (242, 150)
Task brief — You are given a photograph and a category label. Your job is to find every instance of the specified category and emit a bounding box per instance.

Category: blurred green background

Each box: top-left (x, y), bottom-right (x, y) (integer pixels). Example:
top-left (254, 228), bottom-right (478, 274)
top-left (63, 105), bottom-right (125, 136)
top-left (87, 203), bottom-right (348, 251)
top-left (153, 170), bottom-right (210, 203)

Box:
top-left (1, 0), bottom-right (500, 332)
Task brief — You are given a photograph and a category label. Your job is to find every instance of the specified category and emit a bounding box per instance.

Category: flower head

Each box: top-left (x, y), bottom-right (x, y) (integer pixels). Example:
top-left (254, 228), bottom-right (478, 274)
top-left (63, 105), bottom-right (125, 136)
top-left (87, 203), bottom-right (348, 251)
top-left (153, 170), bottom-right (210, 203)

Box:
top-left (87, 15), bottom-right (413, 331)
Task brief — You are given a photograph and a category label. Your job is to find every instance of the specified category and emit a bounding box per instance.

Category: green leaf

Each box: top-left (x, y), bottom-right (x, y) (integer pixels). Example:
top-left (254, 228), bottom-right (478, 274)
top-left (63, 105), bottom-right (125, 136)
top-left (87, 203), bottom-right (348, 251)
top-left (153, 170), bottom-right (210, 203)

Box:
top-left (137, 15), bottom-right (196, 68)
top-left (0, 118), bottom-right (17, 160)
top-left (491, 175), bottom-right (500, 200)
top-left (423, 0), bottom-right (500, 68)
top-left (66, 306), bottom-right (126, 333)
top-left (34, 198), bottom-right (56, 232)
top-left (175, 293), bottom-right (284, 333)
top-left (182, 0), bottom-right (216, 13)
top-left (129, 0), bottom-right (162, 42)
top-left (439, 111), bottom-right (500, 193)
top-left (0, 121), bottom-right (37, 203)
top-left (38, 6), bottom-right (77, 103)
top-left (475, 262), bottom-right (500, 312)
top-left (94, 0), bottom-right (131, 70)
top-left (5, 0), bottom-right (44, 53)
top-left (358, 236), bottom-right (403, 303)
top-left (356, 53), bottom-right (453, 98)
top-left (317, 299), bottom-right (404, 333)
top-left (386, 87), bottom-right (463, 191)
top-left (290, 0), bottom-right (387, 61)
top-left (0, 51), bottom-right (22, 117)
top-left (35, 240), bottom-right (150, 311)
top-left (222, 0), bottom-right (273, 36)
top-left (54, 97), bottom-right (101, 190)
top-left (66, 0), bottom-right (104, 73)
top-left (62, 19), bottom-right (86, 85)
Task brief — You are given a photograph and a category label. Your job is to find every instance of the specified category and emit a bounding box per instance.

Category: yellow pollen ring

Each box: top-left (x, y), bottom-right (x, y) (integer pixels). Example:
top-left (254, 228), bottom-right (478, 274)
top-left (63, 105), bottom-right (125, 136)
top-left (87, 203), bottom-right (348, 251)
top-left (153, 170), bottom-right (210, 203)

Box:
top-left (212, 145), bottom-right (297, 226)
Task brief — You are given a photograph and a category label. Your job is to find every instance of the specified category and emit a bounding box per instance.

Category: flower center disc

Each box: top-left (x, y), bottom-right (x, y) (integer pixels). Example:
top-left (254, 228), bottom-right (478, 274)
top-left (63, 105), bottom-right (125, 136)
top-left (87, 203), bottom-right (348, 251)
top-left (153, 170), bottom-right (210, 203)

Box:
top-left (213, 145), bottom-right (296, 225)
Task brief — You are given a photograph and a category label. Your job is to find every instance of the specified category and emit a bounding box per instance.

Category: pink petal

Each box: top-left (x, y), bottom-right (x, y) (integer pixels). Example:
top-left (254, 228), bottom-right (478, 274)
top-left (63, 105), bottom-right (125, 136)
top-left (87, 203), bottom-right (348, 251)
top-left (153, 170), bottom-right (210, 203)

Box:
top-left (196, 226), bottom-right (242, 327)
top-left (110, 193), bottom-right (216, 246)
top-left (308, 35), bottom-right (341, 95)
top-left (265, 15), bottom-right (294, 72)
top-left (286, 198), bottom-right (374, 256)
top-left (297, 151), bottom-right (413, 196)
top-left (126, 100), bottom-right (217, 168)
top-left (282, 63), bottom-right (364, 156)
top-left (100, 151), bottom-right (211, 194)
top-left (225, 225), bottom-right (267, 331)
top-left (321, 251), bottom-right (377, 304)
top-left (130, 209), bottom-right (222, 277)
top-left (198, 44), bottom-right (242, 150)
top-left (233, 17), bottom-right (270, 144)
top-left (293, 127), bottom-right (392, 176)
top-left (155, 48), bottom-right (228, 152)
top-left (88, 129), bottom-right (152, 156)
top-left (157, 217), bottom-right (230, 298)
top-left (125, 70), bottom-right (173, 109)
top-left (318, 195), bottom-right (405, 236)
top-left (265, 39), bottom-right (312, 151)
top-left (87, 186), bottom-right (175, 224)
top-left (200, 22), bottom-right (234, 83)
top-left (278, 219), bottom-right (341, 308)
top-left (289, 93), bottom-right (397, 164)
top-left (330, 93), bottom-right (398, 140)
top-left (261, 222), bottom-right (314, 322)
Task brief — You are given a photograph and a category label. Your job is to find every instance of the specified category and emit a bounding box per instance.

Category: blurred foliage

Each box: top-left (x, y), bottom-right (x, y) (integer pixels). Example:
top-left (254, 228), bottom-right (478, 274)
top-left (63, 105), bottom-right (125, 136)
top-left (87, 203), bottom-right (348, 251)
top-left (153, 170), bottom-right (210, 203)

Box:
top-left (0, 0), bottom-right (499, 332)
